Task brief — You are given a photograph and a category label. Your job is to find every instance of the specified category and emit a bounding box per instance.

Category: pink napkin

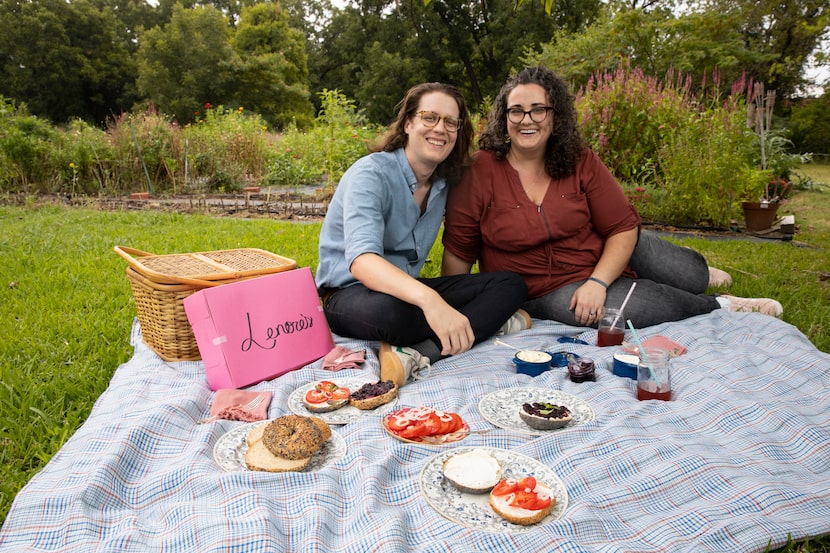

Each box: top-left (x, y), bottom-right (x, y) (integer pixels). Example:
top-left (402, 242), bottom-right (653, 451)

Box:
top-left (642, 335), bottom-right (687, 357)
top-left (322, 346), bottom-right (365, 371)
top-left (621, 335), bottom-right (687, 357)
top-left (622, 334), bottom-right (688, 357)
top-left (202, 389), bottom-right (272, 423)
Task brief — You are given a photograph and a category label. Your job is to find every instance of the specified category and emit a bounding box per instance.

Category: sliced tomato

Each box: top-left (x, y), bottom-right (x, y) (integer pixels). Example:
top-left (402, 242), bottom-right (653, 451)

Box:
top-left (510, 489), bottom-right (538, 509)
top-left (386, 410), bottom-right (413, 432)
top-left (305, 389), bottom-right (330, 404)
top-left (421, 413), bottom-right (444, 436)
top-left (317, 380), bottom-right (339, 392)
top-left (491, 478), bottom-right (518, 497)
top-left (516, 476), bottom-right (537, 491)
top-left (511, 487), bottom-right (551, 511)
top-left (447, 412), bottom-right (463, 433)
top-left (400, 421), bottom-right (428, 439)
top-left (330, 387), bottom-right (350, 400)
top-left (530, 491), bottom-right (552, 510)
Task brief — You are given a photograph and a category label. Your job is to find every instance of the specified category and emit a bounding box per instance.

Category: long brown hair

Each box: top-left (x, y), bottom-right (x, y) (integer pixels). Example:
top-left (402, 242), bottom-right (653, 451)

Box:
top-left (479, 66), bottom-right (585, 179)
top-left (374, 82), bottom-right (474, 186)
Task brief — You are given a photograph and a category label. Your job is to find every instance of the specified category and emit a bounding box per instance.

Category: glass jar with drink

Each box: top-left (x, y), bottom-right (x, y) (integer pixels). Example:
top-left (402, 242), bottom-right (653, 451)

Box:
top-left (597, 307), bottom-right (625, 347)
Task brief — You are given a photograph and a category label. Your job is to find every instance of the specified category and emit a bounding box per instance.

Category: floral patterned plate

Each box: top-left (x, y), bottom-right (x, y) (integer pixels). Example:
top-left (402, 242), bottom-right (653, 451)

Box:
top-left (213, 419), bottom-right (347, 472)
top-left (288, 377), bottom-right (398, 425)
top-left (419, 446), bottom-right (568, 531)
top-left (478, 388), bottom-right (595, 436)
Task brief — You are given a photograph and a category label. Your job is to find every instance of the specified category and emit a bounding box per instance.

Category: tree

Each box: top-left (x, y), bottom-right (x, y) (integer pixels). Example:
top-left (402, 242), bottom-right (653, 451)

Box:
top-left (528, 5), bottom-right (769, 94)
top-left (136, 4), bottom-right (236, 124)
top-left (0, 0), bottom-right (137, 124)
top-left (788, 94), bottom-right (830, 155)
top-left (308, 0), bottom-right (602, 123)
top-left (528, 0), bottom-right (829, 102)
top-left (230, 2), bottom-right (315, 129)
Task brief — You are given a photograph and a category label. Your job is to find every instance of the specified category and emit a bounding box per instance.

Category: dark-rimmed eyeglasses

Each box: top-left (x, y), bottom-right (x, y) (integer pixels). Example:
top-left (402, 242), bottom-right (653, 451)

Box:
top-left (507, 106), bottom-right (553, 124)
top-left (413, 111), bottom-right (461, 132)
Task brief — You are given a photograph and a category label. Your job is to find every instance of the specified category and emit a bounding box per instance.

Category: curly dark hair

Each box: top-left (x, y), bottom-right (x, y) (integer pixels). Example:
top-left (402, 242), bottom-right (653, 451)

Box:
top-left (373, 82), bottom-right (474, 186)
top-left (478, 66), bottom-right (585, 179)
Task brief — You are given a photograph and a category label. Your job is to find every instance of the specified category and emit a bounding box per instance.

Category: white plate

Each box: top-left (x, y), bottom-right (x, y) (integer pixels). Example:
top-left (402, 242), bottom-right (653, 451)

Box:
top-left (288, 377), bottom-right (398, 424)
top-left (419, 446), bottom-right (569, 531)
top-left (478, 388), bottom-right (595, 436)
top-left (213, 420), bottom-right (347, 472)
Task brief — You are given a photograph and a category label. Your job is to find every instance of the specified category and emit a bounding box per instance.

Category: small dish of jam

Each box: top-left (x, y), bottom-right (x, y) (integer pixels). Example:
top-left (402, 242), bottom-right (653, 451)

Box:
top-left (567, 356), bottom-right (596, 383)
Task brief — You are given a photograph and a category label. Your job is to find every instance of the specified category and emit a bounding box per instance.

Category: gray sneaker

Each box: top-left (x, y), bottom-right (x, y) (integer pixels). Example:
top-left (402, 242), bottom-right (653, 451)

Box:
top-left (495, 309), bottom-right (532, 336)
top-left (379, 343), bottom-right (431, 387)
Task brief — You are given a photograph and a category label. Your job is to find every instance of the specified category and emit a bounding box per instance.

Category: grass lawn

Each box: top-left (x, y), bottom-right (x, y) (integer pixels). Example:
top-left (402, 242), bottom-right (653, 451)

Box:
top-left (1, 167), bottom-right (828, 550)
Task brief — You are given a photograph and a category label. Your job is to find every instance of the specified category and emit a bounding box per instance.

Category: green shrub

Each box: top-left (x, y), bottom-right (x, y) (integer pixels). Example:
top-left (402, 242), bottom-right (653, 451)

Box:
top-left (50, 120), bottom-right (113, 196)
top-left (0, 98), bottom-right (59, 193)
top-left (575, 62), bottom-right (693, 185)
top-left (655, 95), bottom-right (766, 227)
top-left (183, 105), bottom-right (274, 193)
top-left (574, 63), bottom-right (779, 227)
top-left (105, 108), bottom-right (179, 194)
top-left (266, 90), bottom-right (381, 187)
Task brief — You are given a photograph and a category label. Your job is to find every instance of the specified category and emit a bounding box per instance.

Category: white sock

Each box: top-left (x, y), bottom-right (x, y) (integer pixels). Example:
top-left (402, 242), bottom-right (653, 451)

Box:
top-left (715, 296), bottom-right (731, 310)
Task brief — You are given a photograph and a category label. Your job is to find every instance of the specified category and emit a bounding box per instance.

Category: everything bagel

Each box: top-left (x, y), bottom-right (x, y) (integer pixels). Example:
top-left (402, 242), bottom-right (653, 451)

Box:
top-left (261, 415), bottom-right (324, 460)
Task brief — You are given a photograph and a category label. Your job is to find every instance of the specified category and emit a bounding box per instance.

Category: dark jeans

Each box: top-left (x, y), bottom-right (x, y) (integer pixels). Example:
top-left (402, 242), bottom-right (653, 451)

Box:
top-left (322, 272), bottom-right (527, 362)
top-left (523, 231), bottom-right (720, 328)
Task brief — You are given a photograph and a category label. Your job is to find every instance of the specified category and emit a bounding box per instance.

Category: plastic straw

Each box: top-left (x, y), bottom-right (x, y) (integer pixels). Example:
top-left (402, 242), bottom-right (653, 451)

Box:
top-left (610, 282), bottom-right (637, 328)
top-left (626, 319), bottom-right (662, 388)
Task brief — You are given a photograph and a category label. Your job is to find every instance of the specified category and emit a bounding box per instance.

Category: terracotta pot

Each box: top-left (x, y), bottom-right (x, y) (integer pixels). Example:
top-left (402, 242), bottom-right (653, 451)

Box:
top-left (742, 201), bottom-right (780, 231)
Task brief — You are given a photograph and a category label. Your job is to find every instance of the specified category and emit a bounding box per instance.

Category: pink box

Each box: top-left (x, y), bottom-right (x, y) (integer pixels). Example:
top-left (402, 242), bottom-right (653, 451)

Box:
top-left (183, 267), bottom-right (334, 390)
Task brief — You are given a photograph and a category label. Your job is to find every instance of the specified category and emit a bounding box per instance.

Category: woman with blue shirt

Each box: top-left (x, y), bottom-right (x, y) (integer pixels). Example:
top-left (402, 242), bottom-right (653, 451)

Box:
top-left (316, 82), bottom-right (529, 387)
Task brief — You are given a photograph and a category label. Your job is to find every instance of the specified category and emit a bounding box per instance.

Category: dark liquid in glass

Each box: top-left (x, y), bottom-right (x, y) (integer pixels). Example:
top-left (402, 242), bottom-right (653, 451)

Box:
top-left (597, 328), bottom-right (624, 347)
top-left (637, 386), bottom-right (672, 401)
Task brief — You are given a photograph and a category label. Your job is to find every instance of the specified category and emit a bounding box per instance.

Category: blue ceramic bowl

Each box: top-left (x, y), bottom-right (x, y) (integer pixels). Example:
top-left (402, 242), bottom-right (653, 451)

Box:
top-left (549, 351), bottom-right (572, 368)
top-left (613, 352), bottom-right (640, 380)
top-left (513, 350), bottom-right (553, 377)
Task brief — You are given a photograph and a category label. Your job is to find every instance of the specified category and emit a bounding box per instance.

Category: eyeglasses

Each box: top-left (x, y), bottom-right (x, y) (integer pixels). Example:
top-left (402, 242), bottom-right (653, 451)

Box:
top-left (507, 106), bottom-right (553, 124)
top-left (413, 111), bottom-right (462, 132)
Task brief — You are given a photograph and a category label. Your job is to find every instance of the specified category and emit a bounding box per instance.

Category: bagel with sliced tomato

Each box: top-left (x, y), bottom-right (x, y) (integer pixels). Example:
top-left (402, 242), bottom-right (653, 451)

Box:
top-left (303, 380), bottom-right (351, 413)
top-left (489, 475), bottom-right (555, 525)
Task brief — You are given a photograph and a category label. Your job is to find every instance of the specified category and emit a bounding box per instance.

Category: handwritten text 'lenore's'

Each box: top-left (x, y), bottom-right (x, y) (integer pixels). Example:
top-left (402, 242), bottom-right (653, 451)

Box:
top-left (241, 312), bottom-right (314, 351)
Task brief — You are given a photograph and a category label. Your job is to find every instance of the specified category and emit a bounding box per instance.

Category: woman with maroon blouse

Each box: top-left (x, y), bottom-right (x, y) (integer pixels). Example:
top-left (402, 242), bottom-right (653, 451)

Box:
top-left (442, 66), bottom-right (783, 328)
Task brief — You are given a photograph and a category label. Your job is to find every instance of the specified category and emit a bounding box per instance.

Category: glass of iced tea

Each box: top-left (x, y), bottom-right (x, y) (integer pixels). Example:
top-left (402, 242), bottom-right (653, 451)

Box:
top-left (597, 307), bottom-right (625, 347)
top-left (636, 348), bottom-right (672, 401)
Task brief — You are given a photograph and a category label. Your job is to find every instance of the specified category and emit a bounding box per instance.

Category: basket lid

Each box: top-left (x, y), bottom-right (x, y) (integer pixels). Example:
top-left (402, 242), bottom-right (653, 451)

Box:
top-left (114, 246), bottom-right (297, 285)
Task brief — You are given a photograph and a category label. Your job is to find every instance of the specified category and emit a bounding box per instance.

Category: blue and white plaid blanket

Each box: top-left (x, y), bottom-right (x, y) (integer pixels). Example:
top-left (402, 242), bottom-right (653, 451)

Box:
top-left (2, 310), bottom-right (829, 552)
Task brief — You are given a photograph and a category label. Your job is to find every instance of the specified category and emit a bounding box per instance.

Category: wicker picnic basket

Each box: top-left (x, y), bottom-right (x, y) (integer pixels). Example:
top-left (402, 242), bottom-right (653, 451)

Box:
top-left (114, 246), bottom-right (298, 362)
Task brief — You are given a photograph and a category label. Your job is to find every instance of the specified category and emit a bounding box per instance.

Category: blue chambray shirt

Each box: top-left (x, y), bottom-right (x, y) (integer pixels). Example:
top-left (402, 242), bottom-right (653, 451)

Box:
top-left (316, 148), bottom-right (448, 289)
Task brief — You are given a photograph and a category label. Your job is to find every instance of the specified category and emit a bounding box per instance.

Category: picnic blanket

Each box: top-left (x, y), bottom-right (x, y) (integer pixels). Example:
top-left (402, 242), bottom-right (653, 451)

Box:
top-left (2, 310), bottom-right (829, 552)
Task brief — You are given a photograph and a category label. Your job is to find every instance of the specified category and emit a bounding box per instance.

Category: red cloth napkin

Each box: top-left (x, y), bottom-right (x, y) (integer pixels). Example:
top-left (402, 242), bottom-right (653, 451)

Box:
top-left (203, 389), bottom-right (272, 423)
top-left (322, 346), bottom-right (365, 371)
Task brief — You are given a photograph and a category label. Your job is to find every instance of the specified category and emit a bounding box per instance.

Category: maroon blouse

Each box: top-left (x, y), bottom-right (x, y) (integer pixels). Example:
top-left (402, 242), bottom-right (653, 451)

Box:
top-left (443, 149), bottom-right (641, 299)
